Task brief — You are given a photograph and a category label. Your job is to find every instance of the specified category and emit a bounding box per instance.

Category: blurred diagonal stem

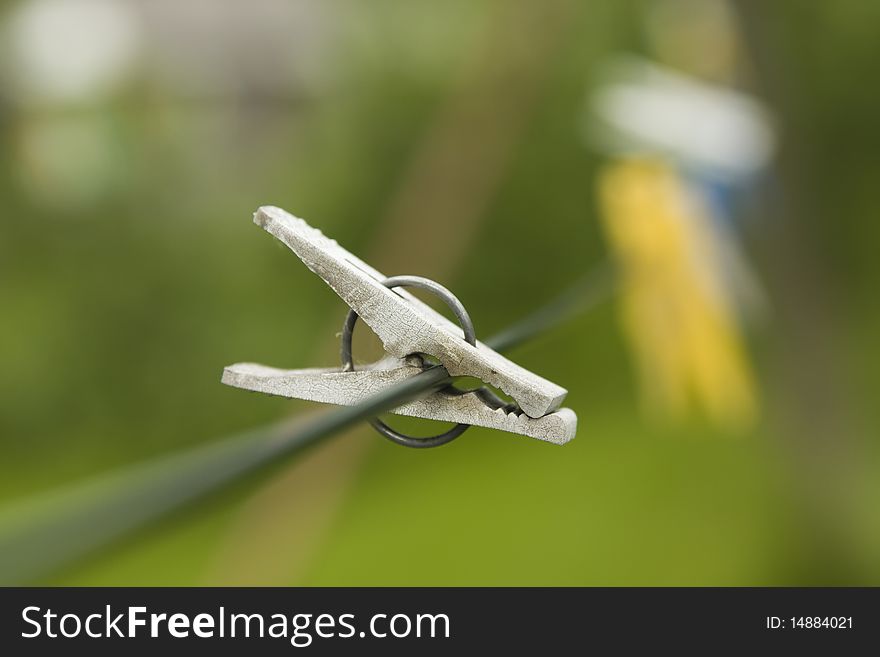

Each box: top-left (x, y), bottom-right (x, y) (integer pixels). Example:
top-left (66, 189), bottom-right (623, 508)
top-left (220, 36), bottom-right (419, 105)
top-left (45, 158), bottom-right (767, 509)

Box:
top-left (0, 265), bottom-right (611, 585)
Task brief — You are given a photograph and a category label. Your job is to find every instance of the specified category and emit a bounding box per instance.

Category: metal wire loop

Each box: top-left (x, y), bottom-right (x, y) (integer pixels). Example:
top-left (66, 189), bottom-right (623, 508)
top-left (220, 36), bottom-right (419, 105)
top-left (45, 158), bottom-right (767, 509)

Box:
top-left (340, 275), bottom-right (513, 448)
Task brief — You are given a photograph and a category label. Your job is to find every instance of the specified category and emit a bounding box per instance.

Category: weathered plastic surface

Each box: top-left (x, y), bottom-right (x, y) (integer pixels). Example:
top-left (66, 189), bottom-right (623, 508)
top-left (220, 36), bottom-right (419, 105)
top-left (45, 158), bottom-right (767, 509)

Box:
top-left (223, 359), bottom-right (576, 445)
top-left (253, 206), bottom-right (567, 418)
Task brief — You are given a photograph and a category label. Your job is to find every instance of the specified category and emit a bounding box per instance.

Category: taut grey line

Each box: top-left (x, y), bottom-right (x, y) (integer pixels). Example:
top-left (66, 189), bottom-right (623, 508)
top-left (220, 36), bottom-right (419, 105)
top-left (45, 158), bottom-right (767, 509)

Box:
top-left (0, 241), bottom-right (610, 585)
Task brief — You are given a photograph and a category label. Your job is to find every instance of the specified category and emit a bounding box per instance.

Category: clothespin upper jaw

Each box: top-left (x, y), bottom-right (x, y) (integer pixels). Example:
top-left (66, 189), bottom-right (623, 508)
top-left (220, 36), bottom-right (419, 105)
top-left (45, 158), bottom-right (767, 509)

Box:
top-left (254, 206), bottom-right (568, 418)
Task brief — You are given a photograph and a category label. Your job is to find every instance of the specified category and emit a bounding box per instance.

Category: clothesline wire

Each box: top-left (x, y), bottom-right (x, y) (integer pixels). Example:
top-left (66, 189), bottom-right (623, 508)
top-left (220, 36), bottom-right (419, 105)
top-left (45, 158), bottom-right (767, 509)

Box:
top-left (0, 263), bottom-right (612, 585)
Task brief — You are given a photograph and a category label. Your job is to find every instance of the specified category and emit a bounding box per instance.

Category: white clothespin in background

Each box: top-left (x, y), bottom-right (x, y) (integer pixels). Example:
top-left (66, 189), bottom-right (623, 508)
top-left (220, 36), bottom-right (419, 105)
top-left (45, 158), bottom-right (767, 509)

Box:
top-left (222, 207), bottom-right (577, 446)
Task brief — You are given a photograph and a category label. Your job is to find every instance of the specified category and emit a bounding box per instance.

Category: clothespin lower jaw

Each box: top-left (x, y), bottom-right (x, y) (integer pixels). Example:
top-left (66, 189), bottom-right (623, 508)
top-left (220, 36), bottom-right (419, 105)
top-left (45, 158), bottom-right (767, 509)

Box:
top-left (254, 206), bottom-right (567, 419)
top-left (222, 361), bottom-right (577, 445)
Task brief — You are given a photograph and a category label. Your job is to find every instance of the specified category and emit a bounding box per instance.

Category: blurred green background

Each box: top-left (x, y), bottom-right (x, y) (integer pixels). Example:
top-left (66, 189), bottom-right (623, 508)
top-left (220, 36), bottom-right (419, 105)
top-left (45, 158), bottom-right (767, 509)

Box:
top-left (1, 0), bottom-right (879, 586)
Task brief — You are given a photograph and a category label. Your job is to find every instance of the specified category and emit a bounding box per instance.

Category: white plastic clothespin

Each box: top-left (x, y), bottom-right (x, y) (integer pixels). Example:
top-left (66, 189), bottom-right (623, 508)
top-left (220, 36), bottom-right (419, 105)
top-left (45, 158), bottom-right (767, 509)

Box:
top-left (222, 206), bottom-right (577, 445)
